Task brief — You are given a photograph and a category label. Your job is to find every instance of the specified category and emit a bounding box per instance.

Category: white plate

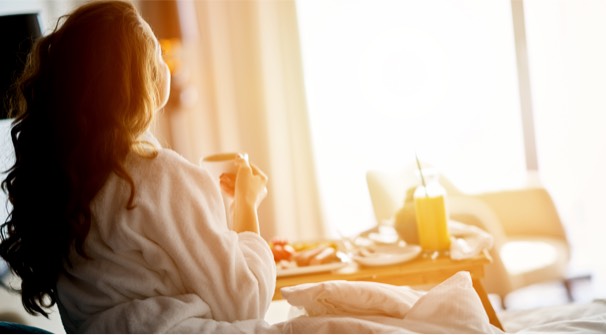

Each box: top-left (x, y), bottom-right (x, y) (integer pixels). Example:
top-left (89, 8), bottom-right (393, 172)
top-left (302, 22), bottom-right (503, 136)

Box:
top-left (277, 261), bottom-right (348, 277)
top-left (352, 244), bottom-right (422, 266)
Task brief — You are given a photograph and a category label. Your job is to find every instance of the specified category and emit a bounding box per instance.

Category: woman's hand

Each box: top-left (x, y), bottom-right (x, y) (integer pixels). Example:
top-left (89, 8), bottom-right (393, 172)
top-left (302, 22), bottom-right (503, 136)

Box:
top-left (219, 155), bottom-right (268, 233)
top-left (219, 155), bottom-right (268, 206)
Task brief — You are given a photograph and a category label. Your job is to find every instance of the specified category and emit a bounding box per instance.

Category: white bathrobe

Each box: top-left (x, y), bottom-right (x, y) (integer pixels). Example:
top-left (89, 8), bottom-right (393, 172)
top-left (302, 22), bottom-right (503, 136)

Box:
top-left (56, 141), bottom-right (277, 333)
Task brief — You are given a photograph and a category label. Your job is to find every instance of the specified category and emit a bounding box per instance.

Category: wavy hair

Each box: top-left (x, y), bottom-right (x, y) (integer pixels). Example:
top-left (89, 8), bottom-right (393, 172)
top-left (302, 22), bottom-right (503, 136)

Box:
top-left (0, 0), bottom-right (164, 316)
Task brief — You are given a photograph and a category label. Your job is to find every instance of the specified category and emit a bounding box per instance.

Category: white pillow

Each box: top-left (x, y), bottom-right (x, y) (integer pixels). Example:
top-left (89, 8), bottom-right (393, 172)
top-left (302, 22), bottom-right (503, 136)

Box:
top-left (281, 279), bottom-right (424, 318)
top-left (404, 271), bottom-right (501, 333)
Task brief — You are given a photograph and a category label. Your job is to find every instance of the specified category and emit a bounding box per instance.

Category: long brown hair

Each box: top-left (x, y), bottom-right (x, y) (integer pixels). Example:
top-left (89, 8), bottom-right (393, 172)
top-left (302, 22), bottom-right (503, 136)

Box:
top-left (0, 0), bottom-right (164, 317)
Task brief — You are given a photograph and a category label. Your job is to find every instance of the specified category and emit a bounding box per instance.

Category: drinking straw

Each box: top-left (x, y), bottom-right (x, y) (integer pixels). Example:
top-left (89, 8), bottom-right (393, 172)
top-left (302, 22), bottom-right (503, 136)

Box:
top-left (415, 153), bottom-right (428, 196)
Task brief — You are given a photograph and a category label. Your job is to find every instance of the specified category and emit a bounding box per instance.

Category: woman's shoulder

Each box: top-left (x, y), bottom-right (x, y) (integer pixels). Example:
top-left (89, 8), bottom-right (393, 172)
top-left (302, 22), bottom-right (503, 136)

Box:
top-left (127, 133), bottom-right (195, 171)
top-left (121, 133), bottom-right (219, 200)
top-left (115, 147), bottom-right (222, 214)
top-left (129, 147), bottom-right (209, 184)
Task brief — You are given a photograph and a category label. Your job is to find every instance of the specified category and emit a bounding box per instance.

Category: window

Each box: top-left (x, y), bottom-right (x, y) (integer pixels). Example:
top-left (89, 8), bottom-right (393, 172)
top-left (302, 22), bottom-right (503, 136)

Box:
top-left (296, 0), bottom-right (526, 236)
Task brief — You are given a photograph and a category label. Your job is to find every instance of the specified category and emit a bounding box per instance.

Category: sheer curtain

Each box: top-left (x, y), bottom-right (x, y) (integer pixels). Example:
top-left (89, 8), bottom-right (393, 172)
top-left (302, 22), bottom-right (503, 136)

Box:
top-left (524, 0), bottom-right (606, 293)
top-left (149, 0), bottom-right (325, 241)
top-left (1, 0), bottom-right (326, 242)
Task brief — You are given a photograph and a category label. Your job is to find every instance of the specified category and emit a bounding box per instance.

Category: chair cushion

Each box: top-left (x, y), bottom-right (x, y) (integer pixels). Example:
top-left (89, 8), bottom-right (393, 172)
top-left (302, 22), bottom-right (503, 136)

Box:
top-left (501, 237), bottom-right (569, 289)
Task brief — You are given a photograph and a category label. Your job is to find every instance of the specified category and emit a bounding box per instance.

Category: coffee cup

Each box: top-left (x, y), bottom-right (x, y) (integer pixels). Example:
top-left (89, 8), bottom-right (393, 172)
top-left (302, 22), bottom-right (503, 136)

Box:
top-left (200, 152), bottom-right (248, 181)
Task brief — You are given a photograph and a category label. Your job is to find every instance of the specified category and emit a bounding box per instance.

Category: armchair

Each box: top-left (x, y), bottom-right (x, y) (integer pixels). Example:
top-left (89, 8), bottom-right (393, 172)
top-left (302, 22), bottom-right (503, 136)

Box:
top-left (447, 188), bottom-right (571, 305)
top-left (366, 168), bottom-right (579, 308)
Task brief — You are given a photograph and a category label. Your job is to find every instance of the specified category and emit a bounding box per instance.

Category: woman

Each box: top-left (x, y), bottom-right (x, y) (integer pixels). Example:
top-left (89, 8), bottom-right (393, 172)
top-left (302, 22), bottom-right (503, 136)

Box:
top-left (0, 1), bottom-right (276, 332)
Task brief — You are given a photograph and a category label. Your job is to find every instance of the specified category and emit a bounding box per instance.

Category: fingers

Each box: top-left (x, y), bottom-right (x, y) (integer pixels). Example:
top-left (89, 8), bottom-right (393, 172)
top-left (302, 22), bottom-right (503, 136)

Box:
top-left (250, 162), bottom-right (268, 182)
top-left (235, 156), bottom-right (267, 182)
top-left (235, 155), bottom-right (250, 170)
top-left (230, 155), bottom-right (269, 208)
top-left (210, 153), bottom-right (267, 202)
top-left (220, 173), bottom-right (236, 197)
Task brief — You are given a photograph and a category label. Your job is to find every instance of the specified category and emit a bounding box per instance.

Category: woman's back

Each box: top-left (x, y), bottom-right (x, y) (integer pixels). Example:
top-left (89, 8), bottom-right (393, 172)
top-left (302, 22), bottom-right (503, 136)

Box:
top-left (56, 143), bottom-right (275, 333)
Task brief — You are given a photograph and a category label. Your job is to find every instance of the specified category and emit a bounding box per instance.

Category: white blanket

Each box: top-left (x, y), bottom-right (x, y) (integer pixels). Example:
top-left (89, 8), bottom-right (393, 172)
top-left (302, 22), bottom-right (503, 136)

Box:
top-left (274, 271), bottom-right (503, 334)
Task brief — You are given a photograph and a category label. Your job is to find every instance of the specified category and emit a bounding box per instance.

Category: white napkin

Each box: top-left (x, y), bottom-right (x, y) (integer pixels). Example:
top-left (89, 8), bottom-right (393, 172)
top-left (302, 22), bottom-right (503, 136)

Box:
top-left (449, 220), bottom-right (494, 260)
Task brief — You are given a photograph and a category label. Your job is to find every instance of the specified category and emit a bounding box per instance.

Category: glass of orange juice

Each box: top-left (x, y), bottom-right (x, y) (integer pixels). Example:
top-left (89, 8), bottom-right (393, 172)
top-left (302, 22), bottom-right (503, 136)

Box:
top-left (413, 169), bottom-right (451, 258)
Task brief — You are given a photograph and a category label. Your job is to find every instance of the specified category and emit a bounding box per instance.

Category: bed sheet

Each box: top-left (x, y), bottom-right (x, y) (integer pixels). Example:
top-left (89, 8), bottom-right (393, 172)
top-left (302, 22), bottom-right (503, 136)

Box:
top-left (500, 299), bottom-right (606, 333)
top-left (267, 300), bottom-right (606, 333)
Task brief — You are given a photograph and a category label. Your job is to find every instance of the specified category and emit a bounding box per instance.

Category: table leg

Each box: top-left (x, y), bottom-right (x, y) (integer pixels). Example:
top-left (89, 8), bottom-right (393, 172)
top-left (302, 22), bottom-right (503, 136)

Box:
top-left (472, 278), bottom-right (504, 331)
